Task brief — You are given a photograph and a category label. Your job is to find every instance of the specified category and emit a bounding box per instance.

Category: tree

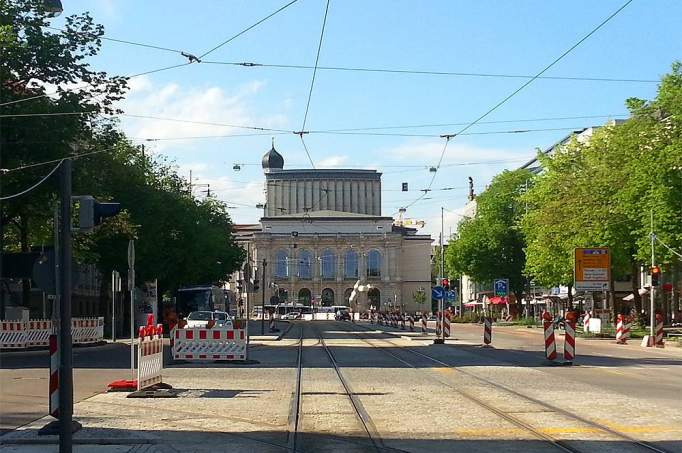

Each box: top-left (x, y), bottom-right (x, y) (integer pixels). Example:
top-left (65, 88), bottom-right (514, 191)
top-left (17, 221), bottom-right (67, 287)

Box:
top-left (446, 169), bottom-right (533, 311)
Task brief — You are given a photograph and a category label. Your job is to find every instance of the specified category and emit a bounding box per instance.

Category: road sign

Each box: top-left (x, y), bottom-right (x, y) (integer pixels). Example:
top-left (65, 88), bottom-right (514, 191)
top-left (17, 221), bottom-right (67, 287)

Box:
top-left (575, 247), bottom-right (610, 291)
top-left (446, 290), bottom-right (456, 301)
top-left (494, 279), bottom-right (509, 297)
top-left (432, 286), bottom-right (445, 300)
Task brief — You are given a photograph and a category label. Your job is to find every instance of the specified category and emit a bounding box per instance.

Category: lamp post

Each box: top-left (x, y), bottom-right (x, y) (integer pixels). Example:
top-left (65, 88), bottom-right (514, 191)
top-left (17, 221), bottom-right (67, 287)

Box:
top-left (260, 258), bottom-right (267, 335)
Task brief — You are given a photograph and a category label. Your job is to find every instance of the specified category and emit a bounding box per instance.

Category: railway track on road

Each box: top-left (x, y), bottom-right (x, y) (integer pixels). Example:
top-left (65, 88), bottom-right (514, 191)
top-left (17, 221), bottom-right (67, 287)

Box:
top-left (347, 322), bottom-right (674, 453)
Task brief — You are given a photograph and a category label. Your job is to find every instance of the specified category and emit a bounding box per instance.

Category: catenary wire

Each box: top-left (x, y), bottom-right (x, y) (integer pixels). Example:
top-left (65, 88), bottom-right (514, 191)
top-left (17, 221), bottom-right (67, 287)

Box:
top-left (199, 0), bottom-right (300, 59)
top-left (404, 0), bottom-right (634, 212)
top-left (0, 160), bottom-right (63, 200)
top-left (202, 60), bottom-right (657, 83)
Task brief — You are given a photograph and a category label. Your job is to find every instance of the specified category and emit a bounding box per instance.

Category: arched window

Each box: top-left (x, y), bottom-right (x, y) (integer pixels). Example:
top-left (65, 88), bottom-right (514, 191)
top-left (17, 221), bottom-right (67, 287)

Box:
top-left (343, 288), bottom-right (353, 306)
top-left (297, 250), bottom-right (312, 279)
top-left (320, 249), bottom-right (336, 280)
top-left (344, 250), bottom-right (358, 279)
top-left (298, 288), bottom-right (312, 306)
top-left (368, 288), bottom-right (381, 309)
top-left (321, 288), bottom-right (335, 306)
top-left (274, 249), bottom-right (288, 278)
top-left (367, 249), bottom-right (382, 278)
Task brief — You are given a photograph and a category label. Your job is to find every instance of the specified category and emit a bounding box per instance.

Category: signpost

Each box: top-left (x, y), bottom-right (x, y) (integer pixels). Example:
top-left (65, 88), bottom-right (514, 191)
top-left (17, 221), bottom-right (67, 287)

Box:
top-left (574, 248), bottom-right (610, 291)
top-left (127, 240), bottom-right (135, 382)
top-left (432, 286), bottom-right (445, 344)
top-left (494, 279), bottom-right (509, 297)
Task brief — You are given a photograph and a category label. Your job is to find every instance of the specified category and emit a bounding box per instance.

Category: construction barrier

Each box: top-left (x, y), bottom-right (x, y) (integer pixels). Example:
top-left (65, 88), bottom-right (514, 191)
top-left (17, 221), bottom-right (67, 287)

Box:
top-left (582, 311), bottom-right (591, 333)
top-left (542, 311), bottom-right (557, 361)
top-left (49, 334), bottom-right (59, 418)
top-left (421, 314), bottom-right (427, 333)
top-left (72, 317), bottom-right (104, 344)
top-left (137, 324), bottom-right (164, 390)
top-left (623, 316), bottom-right (632, 343)
top-left (435, 312), bottom-right (442, 337)
top-left (656, 313), bottom-right (665, 348)
top-left (0, 321), bottom-right (26, 349)
top-left (616, 314), bottom-right (625, 344)
top-left (400, 315), bottom-right (406, 330)
top-left (564, 312), bottom-right (577, 362)
top-left (26, 320), bottom-right (52, 347)
top-left (483, 317), bottom-right (492, 345)
top-left (443, 311), bottom-right (451, 338)
top-left (408, 315), bottom-right (414, 332)
top-left (173, 327), bottom-right (247, 361)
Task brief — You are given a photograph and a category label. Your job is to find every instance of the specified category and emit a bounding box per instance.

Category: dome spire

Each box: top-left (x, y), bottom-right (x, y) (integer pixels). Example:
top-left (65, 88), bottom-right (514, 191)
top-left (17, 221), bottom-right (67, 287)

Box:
top-left (262, 139), bottom-right (284, 173)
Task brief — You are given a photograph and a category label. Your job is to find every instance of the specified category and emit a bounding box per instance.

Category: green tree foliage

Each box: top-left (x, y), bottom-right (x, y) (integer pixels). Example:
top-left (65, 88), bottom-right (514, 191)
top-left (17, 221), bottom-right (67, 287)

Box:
top-left (446, 169), bottom-right (533, 307)
top-left (521, 62), bottom-right (682, 312)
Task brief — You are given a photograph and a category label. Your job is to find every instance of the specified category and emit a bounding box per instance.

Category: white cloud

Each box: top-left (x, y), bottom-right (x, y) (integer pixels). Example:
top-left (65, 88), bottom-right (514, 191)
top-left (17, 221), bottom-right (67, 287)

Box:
top-left (318, 155), bottom-right (349, 167)
top-left (120, 78), bottom-right (288, 151)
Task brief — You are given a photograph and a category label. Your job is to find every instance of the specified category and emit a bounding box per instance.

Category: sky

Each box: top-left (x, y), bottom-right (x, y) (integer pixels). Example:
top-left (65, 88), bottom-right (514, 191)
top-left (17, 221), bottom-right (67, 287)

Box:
top-left (48, 0), bottom-right (682, 240)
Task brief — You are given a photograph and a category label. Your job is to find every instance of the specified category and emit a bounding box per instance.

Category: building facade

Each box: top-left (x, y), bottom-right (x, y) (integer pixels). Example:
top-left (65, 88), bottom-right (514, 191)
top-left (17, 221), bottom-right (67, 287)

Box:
top-left (237, 144), bottom-right (432, 313)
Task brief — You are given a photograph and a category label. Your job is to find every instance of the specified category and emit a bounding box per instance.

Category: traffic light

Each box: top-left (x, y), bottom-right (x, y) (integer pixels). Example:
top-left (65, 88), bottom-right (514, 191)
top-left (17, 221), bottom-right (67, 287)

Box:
top-left (75, 196), bottom-right (121, 232)
top-left (650, 265), bottom-right (661, 287)
top-left (441, 278), bottom-right (449, 290)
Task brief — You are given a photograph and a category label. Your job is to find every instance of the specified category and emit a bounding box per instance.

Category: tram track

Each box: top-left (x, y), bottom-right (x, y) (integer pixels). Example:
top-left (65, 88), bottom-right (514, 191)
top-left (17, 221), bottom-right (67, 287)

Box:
top-left (346, 321), bottom-right (674, 453)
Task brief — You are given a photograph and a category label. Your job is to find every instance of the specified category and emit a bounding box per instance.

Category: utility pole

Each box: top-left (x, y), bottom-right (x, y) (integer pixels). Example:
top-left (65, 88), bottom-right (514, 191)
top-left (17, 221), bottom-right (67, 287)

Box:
top-left (260, 258), bottom-right (267, 335)
top-left (58, 158), bottom-right (75, 452)
top-left (650, 210), bottom-right (656, 340)
top-left (440, 207), bottom-right (445, 280)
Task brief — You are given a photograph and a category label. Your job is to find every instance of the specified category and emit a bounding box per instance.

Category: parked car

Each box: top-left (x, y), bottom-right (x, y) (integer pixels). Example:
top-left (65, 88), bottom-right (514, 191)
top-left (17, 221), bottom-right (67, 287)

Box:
top-left (335, 309), bottom-right (351, 321)
top-left (282, 311), bottom-right (302, 320)
top-left (185, 310), bottom-right (233, 329)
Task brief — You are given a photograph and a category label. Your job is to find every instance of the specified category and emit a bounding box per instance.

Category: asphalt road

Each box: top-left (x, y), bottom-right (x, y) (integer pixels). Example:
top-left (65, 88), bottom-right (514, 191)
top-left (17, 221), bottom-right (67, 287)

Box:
top-left (1, 321), bottom-right (681, 452)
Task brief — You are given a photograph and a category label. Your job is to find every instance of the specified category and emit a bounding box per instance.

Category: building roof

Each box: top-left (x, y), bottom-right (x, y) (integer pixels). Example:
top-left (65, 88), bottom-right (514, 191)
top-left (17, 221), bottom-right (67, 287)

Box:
top-left (265, 168), bottom-right (381, 180)
top-left (262, 144), bottom-right (284, 172)
top-left (262, 209), bottom-right (392, 220)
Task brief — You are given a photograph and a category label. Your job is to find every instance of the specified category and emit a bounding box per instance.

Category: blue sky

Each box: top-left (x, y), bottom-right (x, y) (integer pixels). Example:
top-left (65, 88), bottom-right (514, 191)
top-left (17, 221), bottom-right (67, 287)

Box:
top-left (50, 0), bottom-right (681, 237)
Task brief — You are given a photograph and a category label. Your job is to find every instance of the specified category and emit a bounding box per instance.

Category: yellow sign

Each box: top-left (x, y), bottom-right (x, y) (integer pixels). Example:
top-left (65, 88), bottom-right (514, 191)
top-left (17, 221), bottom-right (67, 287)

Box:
top-left (575, 248), bottom-right (610, 290)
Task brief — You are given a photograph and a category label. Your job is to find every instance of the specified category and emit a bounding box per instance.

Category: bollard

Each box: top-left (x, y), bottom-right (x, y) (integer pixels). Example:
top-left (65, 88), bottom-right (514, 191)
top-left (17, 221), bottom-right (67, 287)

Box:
top-left (400, 315), bottom-right (406, 330)
top-left (443, 311), bottom-right (451, 338)
top-left (49, 334), bottom-right (59, 418)
top-left (483, 317), bottom-right (492, 346)
top-left (408, 315), bottom-right (414, 332)
top-left (616, 314), bottom-right (626, 344)
top-left (623, 316), bottom-right (632, 343)
top-left (563, 311), bottom-right (577, 363)
top-left (421, 314), bottom-right (428, 334)
top-left (583, 311), bottom-right (591, 334)
top-left (435, 312), bottom-right (442, 337)
top-left (655, 313), bottom-right (665, 348)
top-left (542, 311), bottom-right (557, 361)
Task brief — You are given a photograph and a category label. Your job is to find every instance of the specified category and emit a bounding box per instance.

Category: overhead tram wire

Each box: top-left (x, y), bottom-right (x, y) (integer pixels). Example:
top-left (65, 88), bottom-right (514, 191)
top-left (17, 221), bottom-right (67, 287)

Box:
top-left (202, 60), bottom-right (657, 84)
top-left (198, 0), bottom-right (300, 59)
top-left (402, 0), bottom-right (634, 212)
top-left (295, 0), bottom-right (331, 169)
top-left (0, 160), bottom-right (63, 200)
top-left (42, 26), bottom-right (187, 55)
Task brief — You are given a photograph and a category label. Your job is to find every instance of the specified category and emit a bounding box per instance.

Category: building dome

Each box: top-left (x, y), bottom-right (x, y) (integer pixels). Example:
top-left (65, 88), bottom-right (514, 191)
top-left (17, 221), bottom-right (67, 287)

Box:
top-left (262, 139), bottom-right (284, 172)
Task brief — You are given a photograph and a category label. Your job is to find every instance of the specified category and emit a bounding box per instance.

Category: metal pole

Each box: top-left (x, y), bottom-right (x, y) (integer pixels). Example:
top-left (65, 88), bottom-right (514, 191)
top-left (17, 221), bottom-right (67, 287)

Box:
top-left (261, 259), bottom-right (267, 335)
top-left (111, 271), bottom-right (116, 342)
top-left (440, 207), bottom-right (445, 281)
top-left (650, 210), bottom-right (655, 339)
top-left (58, 159), bottom-right (74, 452)
top-left (128, 240), bottom-right (135, 382)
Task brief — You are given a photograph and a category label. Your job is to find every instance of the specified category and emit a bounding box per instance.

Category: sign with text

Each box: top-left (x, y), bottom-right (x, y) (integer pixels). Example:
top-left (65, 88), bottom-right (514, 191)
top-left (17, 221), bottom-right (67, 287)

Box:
top-left (494, 279), bottom-right (509, 297)
top-left (575, 247), bottom-right (610, 291)
top-left (432, 286), bottom-right (445, 300)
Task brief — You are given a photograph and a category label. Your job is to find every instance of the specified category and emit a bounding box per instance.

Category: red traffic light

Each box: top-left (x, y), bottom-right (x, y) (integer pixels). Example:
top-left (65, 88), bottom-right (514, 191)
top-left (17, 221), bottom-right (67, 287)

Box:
top-left (650, 266), bottom-right (661, 287)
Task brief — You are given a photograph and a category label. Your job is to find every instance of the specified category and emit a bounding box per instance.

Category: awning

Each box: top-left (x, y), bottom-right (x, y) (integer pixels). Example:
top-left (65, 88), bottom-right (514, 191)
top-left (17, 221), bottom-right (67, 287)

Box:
top-left (464, 301), bottom-right (483, 307)
top-left (623, 288), bottom-right (648, 301)
top-left (489, 296), bottom-right (509, 305)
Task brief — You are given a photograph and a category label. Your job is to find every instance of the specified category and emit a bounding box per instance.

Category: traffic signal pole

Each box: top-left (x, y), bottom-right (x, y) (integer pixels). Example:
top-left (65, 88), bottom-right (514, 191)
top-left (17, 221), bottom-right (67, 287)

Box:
top-left (58, 159), bottom-right (75, 452)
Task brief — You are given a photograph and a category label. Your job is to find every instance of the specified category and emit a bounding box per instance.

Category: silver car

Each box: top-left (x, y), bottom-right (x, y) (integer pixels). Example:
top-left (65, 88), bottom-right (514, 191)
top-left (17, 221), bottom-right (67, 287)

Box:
top-left (185, 310), bottom-right (233, 329)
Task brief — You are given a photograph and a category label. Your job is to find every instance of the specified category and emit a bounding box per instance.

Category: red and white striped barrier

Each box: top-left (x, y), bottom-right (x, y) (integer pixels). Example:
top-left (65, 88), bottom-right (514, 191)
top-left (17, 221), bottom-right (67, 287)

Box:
top-left (137, 324), bottom-right (164, 390)
top-left (656, 313), bottom-right (665, 348)
top-left (443, 311), bottom-right (451, 338)
top-left (483, 317), bottom-right (492, 345)
top-left (615, 314), bottom-right (625, 344)
top-left (564, 318), bottom-right (576, 362)
top-left (72, 317), bottom-right (104, 344)
top-left (421, 314), bottom-right (427, 333)
top-left (400, 315), bottom-right (406, 330)
top-left (435, 312), bottom-right (442, 337)
top-left (542, 311), bottom-right (557, 361)
top-left (623, 316), bottom-right (632, 343)
top-left (49, 334), bottom-right (59, 418)
top-left (0, 321), bottom-right (26, 349)
top-left (408, 316), bottom-right (414, 332)
top-left (173, 327), bottom-right (247, 361)
top-left (26, 320), bottom-right (52, 347)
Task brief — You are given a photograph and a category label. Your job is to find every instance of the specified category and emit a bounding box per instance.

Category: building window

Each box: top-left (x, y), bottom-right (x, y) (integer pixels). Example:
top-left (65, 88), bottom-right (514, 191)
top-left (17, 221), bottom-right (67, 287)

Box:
top-left (275, 249), bottom-right (288, 278)
top-left (297, 249), bottom-right (312, 279)
top-left (321, 288), bottom-right (335, 306)
top-left (344, 250), bottom-right (358, 279)
top-left (321, 249), bottom-right (336, 280)
top-left (367, 250), bottom-right (381, 278)
top-left (298, 288), bottom-right (311, 306)
top-left (368, 288), bottom-right (381, 309)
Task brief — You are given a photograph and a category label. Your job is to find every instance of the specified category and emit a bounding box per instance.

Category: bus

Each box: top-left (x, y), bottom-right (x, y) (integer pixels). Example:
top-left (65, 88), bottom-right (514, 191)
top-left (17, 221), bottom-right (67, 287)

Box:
top-left (163, 286), bottom-right (228, 329)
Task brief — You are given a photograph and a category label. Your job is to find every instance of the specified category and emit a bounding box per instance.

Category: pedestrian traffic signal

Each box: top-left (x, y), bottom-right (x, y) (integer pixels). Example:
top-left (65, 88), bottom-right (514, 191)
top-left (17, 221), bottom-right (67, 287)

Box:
top-left (74, 195), bottom-right (121, 232)
top-left (650, 265), bottom-right (661, 287)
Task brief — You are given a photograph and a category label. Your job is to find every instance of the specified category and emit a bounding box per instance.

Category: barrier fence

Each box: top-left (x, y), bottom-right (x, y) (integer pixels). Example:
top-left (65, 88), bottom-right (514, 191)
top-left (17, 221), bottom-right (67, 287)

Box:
top-left (172, 327), bottom-right (247, 361)
top-left (137, 324), bottom-right (164, 391)
top-left (0, 317), bottom-right (104, 350)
